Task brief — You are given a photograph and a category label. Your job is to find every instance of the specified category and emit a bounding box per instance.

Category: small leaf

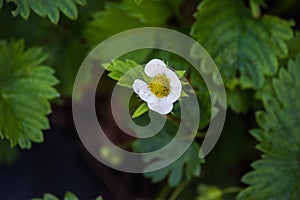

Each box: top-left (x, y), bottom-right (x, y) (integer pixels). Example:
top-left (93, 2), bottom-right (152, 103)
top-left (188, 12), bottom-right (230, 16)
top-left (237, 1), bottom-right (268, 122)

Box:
top-left (32, 192), bottom-right (103, 200)
top-left (104, 59), bottom-right (144, 88)
top-left (175, 70), bottom-right (186, 78)
top-left (43, 193), bottom-right (59, 200)
top-left (196, 184), bottom-right (223, 200)
top-left (181, 89), bottom-right (189, 98)
top-left (249, 0), bottom-right (266, 18)
top-left (64, 191), bottom-right (79, 200)
top-left (132, 103), bottom-right (149, 118)
top-left (95, 196), bottom-right (103, 200)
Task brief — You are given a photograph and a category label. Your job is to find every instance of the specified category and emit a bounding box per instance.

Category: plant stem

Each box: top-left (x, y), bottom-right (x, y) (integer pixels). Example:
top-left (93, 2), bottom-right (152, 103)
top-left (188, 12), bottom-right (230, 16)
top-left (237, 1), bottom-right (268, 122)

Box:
top-left (169, 180), bottom-right (190, 200)
top-left (156, 183), bottom-right (171, 200)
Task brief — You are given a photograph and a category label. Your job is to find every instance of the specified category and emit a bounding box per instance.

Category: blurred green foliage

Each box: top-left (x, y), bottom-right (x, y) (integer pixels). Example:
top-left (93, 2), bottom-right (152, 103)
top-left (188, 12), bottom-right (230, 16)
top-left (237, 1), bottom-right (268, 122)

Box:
top-left (1, 0), bottom-right (87, 24)
top-left (237, 54), bottom-right (300, 200)
top-left (32, 191), bottom-right (103, 200)
top-left (0, 0), bottom-right (300, 199)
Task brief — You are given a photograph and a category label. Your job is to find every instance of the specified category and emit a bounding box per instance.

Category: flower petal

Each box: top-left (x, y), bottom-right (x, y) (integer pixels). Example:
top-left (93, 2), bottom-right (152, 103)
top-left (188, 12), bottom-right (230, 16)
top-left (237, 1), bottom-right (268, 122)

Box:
top-left (144, 58), bottom-right (167, 77)
top-left (138, 88), bottom-right (157, 103)
top-left (169, 84), bottom-right (182, 102)
top-left (166, 93), bottom-right (177, 104)
top-left (165, 68), bottom-right (181, 87)
top-left (148, 98), bottom-right (173, 115)
top-left (133, 79), bottom-right (157, 103)
top-left (133, 79), bottom-right (147, 94)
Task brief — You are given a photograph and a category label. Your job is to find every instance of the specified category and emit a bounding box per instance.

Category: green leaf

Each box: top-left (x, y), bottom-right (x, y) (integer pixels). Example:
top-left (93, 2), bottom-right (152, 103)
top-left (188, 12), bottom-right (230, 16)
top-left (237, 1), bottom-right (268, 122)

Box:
top-left (237, 53), bottom-right (300, 199)
top-left (196, 184), bottom-right (223, 200)
top-left (0, 139), bottom-right (18, 164)
top-left (84, 2), bottom-right (142, 45)
top-left (0, 40), bottom-right (59, 149)
top-left (133, 120), bottom-right (203, 187)
top-left (249, 0), bottom-right (266, 18)
top-left (45, 37), bottom-right (86, 97)
top-left (33, 192), bottom-right (103, 200)
top-left (104, 59), bottom-right (145, 88)
top-left (145, 142), bottom-right (202, 187)
top-left (7, 0), bottom-right (86, 24)
top-left (181, 89), bottom-right (188, 98)
top-left (121, 0), bottom-right (172, 25)
top-left (84, 0), bottom-right (175, 45)
top-left (189, 68), bottom-right (212, 129)
top-left (0, 0), bottom-right (3, 10)
top-left (175, 70), bottom-right (186, 78)
top-left (132, 102), bottom-right (149, 118)
top-left (0, 1), bottom-right (104, 97)
top-left (64, 192), bottom-right (79, 200)
top-left (134, 0), bottom-right (145, 6)
top-left (43, 193), bottom-right (59, 200)
top-left (286, 31), bottom-right (300, 60)
top-left (191, 0), bottom-right (294, 89)
top-left (227, 87), bottom-right (253, 113)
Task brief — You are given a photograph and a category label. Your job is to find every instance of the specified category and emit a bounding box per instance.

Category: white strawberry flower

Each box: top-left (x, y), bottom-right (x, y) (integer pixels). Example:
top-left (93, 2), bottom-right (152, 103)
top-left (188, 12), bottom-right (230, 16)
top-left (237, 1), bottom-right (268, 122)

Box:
top-left (133, 59), bottom-right (182, 115)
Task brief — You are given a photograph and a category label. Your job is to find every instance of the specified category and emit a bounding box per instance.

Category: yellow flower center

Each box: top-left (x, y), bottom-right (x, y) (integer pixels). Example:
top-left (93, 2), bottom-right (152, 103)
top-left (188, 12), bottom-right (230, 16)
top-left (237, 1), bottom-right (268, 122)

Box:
top-left (148, 73), bottom-right (171, 98)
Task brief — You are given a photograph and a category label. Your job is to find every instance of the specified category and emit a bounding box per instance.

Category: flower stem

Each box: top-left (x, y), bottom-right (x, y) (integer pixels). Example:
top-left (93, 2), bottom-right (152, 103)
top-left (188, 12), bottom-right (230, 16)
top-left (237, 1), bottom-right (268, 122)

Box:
top-left (156, 184), bottom-right (171, 200)
top-left (169, 180), bottom-right (190, 200)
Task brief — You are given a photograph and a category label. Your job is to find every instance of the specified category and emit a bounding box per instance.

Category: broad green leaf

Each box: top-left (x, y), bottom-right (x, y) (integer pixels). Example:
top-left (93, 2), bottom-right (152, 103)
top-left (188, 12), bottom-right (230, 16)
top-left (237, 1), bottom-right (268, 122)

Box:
top-left (0, 40), bottom-right (59, 149)
top-left (0, 1), bottom-right (104, 97)
top-left (7, 0), bottom-right (86, 24)
top-left (121, 0), bottom-right (172, 25)
top-left (191, 0), bottom-right (294, 89)
top-left (0, 0), bottom-right (3, 10)
top-left (84, 0), bottom-right (180, 45)
top-left (237, 53), bottom-right (300, 199)
top-left (84, 2), bottom-right (143, 45)
top-left (132, 102), bottom-right (149, 118)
